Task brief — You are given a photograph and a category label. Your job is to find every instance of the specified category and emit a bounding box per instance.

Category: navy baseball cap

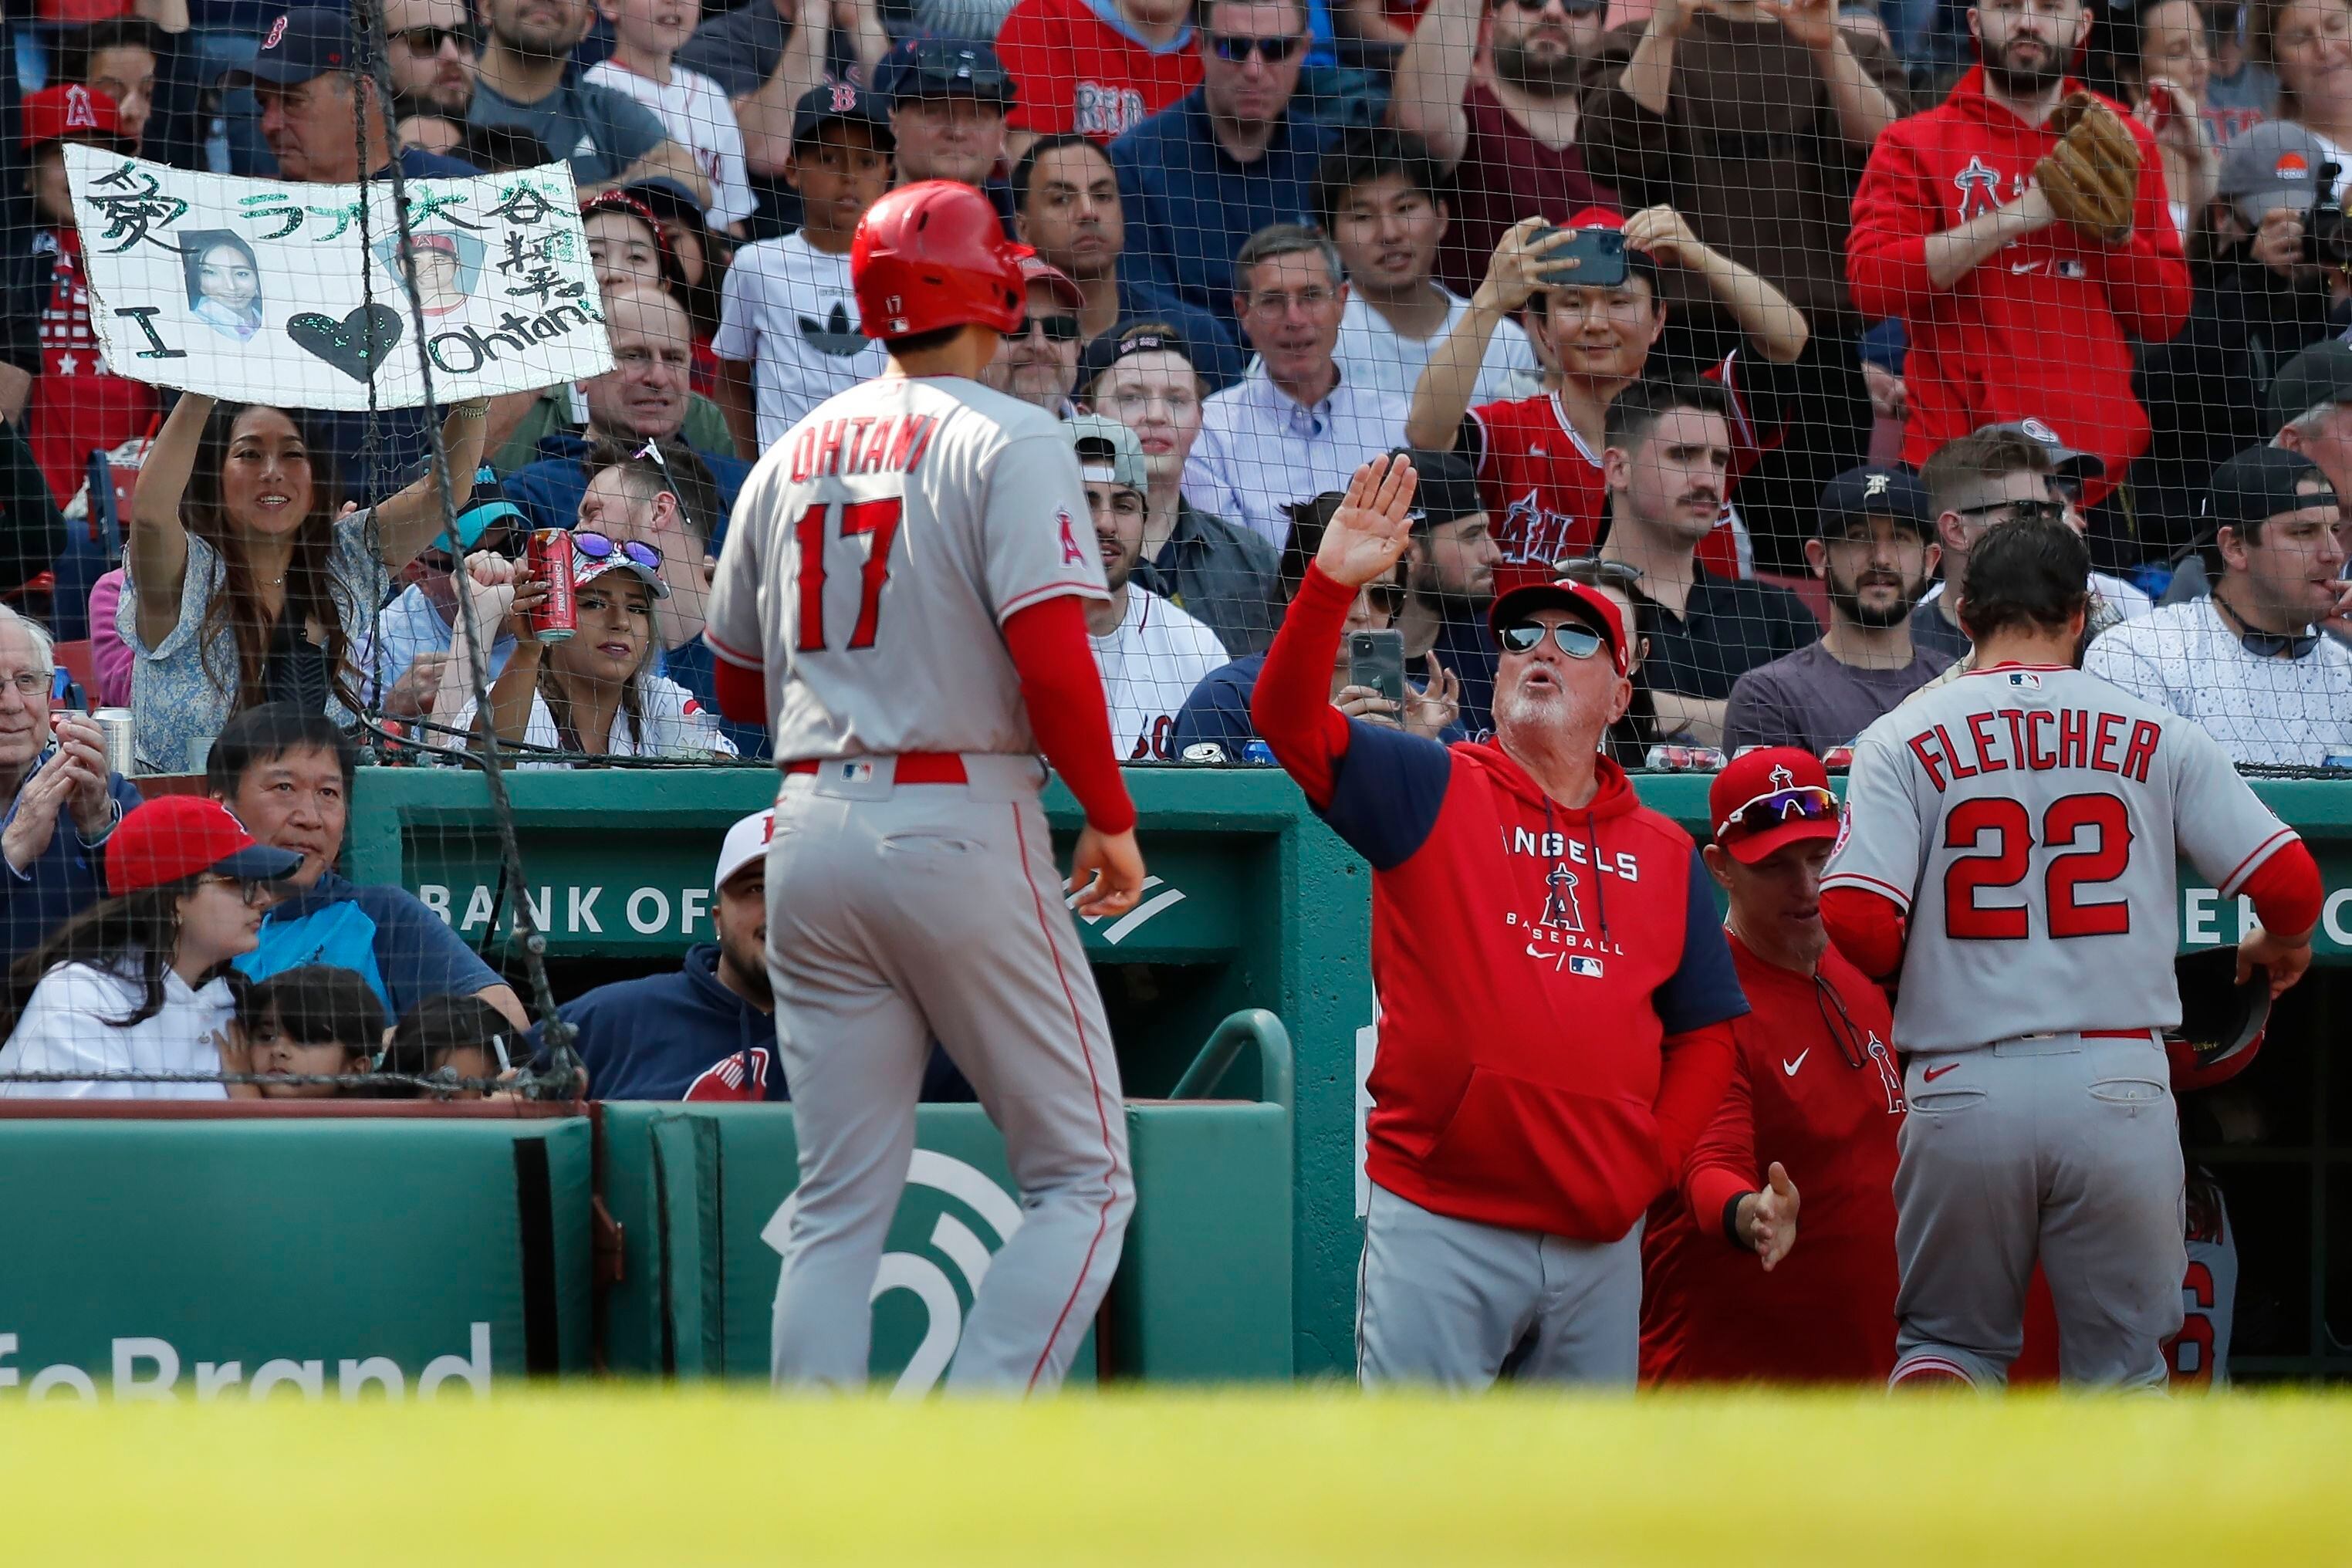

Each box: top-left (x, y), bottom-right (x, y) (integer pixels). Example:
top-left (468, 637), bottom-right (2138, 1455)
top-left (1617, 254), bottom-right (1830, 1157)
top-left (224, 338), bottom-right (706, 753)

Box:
top-left (791, 82), bottom-right (894, 149)
top-left (876, 39), bottom-right (1015, 109)
top-left (1816, 465), bottom-right (1931, 536)
top-left (230, 9), bottom-right (354, 87)
top-left (2206, 445), bottom-right (2335, 529)
top-left (1397, 449), bottom-right (1485, 530)
top-left (1078, 322), bottom-right (1195, 394)
top-left (1975, 417), bottom-right (2103, 488)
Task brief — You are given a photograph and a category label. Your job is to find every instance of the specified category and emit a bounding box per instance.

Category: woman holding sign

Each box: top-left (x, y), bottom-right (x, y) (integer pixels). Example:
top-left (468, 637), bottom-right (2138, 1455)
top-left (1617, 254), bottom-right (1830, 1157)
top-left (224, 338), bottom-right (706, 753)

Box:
top-left (119, 392), bottom-right (493, 774)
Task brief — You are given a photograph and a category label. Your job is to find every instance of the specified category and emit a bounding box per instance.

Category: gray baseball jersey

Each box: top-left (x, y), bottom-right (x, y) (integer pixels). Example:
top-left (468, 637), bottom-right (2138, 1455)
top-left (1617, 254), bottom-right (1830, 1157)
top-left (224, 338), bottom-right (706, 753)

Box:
top-left (1823, 664), bottom-right (2299, 1051)
top-left (706, 374), bottom-right (1108, 762)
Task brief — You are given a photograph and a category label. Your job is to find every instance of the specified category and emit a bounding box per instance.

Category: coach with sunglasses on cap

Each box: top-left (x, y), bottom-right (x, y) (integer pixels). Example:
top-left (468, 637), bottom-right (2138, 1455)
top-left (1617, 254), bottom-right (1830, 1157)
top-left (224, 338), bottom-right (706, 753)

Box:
top-left (1110, 0), bottom-right (1334, 340)
top-left (1641, 746), bottom-right (1904, 1384)
top-left (1254, 454), bottom-right (1745, 1387)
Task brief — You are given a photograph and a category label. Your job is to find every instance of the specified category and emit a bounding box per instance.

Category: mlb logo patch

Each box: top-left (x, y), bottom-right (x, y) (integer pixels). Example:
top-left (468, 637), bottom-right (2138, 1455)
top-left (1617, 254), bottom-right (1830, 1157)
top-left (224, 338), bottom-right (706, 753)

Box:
top-left (1568, 956), bottom-right (1605, 978)
top-left (2003, 670), bottom-right (2043, 691)
top-left (836, 761), bottom-right (876, 783)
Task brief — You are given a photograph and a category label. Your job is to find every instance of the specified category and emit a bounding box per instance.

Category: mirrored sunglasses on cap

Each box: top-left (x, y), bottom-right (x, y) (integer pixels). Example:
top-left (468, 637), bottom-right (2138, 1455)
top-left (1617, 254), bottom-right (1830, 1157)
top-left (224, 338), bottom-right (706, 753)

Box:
top-left (1717, 785), bottom-right (1840, 843)
top-left (573, 531), bottom-right (663, 573)
top-left (1496, 619), bottom-right (1607, 660)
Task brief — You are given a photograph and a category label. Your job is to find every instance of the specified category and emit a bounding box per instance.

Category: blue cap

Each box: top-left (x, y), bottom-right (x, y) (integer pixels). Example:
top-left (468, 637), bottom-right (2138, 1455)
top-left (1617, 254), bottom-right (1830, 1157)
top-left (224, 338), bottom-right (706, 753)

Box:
top-left (1816, 465), bottom-right (1931, 535)
top-left (231, 9), bottom-right (356, 87)
top-left (790, 81), bottom-right (895, 147)
top-left (875, 38), bottom-right (1015, 109)
top-left (446, 465), bottom-right (523, 551)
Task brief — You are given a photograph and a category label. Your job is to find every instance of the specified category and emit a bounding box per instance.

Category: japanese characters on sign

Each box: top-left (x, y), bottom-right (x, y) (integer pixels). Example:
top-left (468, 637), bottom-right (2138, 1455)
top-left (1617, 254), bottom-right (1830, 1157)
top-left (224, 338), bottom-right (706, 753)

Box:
top-left (64, 149), bottom-right (613, 410)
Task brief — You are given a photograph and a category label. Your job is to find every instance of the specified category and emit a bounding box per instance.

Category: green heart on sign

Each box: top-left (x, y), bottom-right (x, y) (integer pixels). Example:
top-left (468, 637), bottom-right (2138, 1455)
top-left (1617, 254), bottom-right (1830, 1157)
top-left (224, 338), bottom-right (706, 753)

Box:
top-left (286, 304), bottom-right (404, 383)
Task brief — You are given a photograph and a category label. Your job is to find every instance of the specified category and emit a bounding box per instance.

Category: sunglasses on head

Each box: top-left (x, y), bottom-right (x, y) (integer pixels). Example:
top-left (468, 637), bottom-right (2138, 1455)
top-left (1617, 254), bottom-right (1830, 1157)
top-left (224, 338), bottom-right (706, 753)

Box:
top-left (1718, 785), bottom-right (1840, 840)
top-left (1208, 31), bottom-right (1305, 61)
top-left (573, 531), bottom-right (664, 573)
top-left (394, 22), bottom-right (483, 53)
top-left (1017, 313), bottom-right (1082, 343)
top-left (1497, 619), bottom-right (1607, 660)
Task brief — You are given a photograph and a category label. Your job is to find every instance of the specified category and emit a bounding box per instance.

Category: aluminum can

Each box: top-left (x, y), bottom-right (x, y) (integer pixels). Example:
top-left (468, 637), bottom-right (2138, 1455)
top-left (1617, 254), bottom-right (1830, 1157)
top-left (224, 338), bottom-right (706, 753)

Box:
top-left (525, 528), bottom-right (576, 643)
top-left (1242, 739), bottom-right (1277, 766)
top-left (91, 708), bottom-right (134, 776)
top-left (1643, 744), bottom-right (1728, 773)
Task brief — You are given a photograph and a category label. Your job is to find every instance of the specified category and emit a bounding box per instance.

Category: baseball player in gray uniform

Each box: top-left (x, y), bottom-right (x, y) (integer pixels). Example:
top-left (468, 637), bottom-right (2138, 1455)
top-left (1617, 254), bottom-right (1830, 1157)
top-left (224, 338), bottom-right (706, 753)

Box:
top-left (704, 180), bottom-right (1147, 1394)
top-left (1820, 518), bottom-right (2324, 1388)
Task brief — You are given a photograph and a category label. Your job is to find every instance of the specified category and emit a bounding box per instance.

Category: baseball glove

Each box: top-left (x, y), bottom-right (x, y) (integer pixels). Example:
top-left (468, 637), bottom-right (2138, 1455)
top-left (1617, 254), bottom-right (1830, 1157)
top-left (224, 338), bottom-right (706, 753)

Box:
top-left (2034, 93), bottom-right (2143, 246)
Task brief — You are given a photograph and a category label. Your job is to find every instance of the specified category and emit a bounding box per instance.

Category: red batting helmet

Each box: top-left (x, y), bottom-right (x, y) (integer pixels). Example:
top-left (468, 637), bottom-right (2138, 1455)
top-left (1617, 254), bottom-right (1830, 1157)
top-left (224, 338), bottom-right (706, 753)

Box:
top-left (851, 180), bottom-right (1027, 341)
top-left (2165, 945), bottom-right (2271, 1093)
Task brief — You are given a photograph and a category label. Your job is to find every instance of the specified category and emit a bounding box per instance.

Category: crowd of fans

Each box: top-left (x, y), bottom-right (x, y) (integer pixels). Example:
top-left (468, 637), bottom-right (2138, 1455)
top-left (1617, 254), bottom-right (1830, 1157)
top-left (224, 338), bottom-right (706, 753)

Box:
top-left (0, 0), bottom-right (2342, 1106)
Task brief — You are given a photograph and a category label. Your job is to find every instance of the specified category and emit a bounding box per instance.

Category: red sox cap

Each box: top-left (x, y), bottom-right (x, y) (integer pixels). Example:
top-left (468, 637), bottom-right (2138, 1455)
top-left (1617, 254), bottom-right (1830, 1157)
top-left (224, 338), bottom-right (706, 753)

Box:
top-left (1708, 746), bottom-right (1840, 866)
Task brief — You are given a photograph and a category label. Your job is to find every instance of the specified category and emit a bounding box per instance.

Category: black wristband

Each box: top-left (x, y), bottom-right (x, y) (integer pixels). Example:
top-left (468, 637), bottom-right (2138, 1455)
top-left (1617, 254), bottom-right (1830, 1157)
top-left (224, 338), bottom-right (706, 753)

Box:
top-left (1722, 1191), bottom-right (1755, 1251)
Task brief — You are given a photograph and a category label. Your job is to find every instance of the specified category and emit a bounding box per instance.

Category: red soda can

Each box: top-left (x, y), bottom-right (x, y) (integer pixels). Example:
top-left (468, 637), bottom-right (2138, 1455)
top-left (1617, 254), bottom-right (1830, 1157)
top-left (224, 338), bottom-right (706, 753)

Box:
top-left (525, 528), bottom-right (576, 643)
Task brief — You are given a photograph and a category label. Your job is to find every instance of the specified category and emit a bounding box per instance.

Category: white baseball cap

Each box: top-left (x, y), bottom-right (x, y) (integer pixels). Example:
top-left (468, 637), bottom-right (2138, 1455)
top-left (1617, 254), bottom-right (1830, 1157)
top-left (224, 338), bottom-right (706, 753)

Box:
top-left (714, 808), bottom-right (774, 890)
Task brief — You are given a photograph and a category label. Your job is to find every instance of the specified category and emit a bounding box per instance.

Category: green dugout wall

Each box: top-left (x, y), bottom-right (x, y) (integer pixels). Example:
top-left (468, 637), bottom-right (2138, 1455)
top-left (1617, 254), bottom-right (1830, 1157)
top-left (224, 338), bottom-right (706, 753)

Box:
top-left (346, 765), bottom-right (2352, 1380)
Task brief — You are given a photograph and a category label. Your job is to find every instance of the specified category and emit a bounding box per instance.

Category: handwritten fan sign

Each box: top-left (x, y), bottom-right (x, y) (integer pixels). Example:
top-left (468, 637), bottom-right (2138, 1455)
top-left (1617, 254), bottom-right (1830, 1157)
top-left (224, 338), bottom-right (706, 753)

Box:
top-left (63, 148), bottom-right (613, 410)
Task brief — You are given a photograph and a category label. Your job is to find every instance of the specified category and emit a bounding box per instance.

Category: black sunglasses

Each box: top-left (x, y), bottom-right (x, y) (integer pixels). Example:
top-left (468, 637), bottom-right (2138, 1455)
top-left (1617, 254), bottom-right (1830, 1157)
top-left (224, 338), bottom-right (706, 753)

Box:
top-left (1208, 31), bottom-right (1305, 61)
top-left (1017, 313), bottom-right (1082, 343)
top-left (1362, 580), bottom-right (1404, 616)
top-left (1497, 619), bottom-right (1606, 659)
top-left (1953, 497), bottom-right (2067, 525)
top-left (393, 22), bottom-right (484, 53)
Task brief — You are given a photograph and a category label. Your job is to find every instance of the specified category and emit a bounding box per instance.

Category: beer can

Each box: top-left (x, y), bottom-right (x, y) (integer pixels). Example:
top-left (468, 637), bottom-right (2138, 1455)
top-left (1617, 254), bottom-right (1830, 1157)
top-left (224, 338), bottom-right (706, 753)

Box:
top-left (1820, 745), bottom-right (1857, 773)
top-left (91, 708), bottom-right (133, 777)
top-left (1643, 744), bottom-right (1729, 773)
top-left (525, 528), bottom-right (576, 643)
top-left (1180, 741), bottom-right (1228, 765)
top-left (1242, 739), bottom-right (1277, 767)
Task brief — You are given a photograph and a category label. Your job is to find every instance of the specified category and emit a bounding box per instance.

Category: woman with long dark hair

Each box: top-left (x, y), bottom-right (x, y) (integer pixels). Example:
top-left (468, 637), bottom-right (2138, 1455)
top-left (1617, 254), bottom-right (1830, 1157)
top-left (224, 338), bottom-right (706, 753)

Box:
top-left (119, 390), bottom-right (492, 773)
top-left (0, 796), bottom-right (299, 1099)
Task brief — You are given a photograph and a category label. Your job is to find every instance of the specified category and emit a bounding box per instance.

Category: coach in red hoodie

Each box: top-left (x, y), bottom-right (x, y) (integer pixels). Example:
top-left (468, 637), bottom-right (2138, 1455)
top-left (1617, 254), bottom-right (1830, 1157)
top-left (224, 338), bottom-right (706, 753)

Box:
top-left (1253, 455), bottom-right (1745, 1388)
top-left (1846, 0), bottom-right (2189, 505)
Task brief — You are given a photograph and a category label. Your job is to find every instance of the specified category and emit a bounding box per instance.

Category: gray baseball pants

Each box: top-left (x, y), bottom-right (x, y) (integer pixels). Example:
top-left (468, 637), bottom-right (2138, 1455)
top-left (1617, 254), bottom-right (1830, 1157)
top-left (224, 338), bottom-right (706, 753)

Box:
top-left (1892, 1032), bottom-right (2185, 1390)
top-left (764, 758), bottom-right (1133, 1394)
top-left (1357, 1181), bottom-right (1642, 1389)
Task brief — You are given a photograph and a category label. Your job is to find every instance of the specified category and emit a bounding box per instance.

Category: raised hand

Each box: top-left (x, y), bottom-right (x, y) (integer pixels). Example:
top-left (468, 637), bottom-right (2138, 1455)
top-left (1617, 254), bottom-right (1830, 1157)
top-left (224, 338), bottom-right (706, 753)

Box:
top-left (1313, 453), bottom-right (1421, 589)
top-left (1759, 0), bottom-right (1837, 51)
top-left (1621, 204), bottom-right (1710, 271)
top-left (1476, 217), bottom-right (1580, 315)
top-left (1404, 655), bottom-right (1461, 739)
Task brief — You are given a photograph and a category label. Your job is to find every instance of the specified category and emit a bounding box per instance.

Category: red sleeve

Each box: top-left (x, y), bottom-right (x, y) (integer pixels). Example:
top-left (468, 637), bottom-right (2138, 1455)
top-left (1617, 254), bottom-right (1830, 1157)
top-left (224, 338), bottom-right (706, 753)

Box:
top-left (1652, 1019), bottom-right (1737, 1184)
top-left (1844, 127), bottom-right (1938, 321)
top-left (1821, 884), bottom-right (1908, 983)
top-left (1249, 563), bottom-right (1355, 807)
top-left (1682, 1043), bottom-right (1759, 1247)
top-left (2090, 119), bottom-right (2193, 341)
top-left (2241, 838), bottom-right (2323, 941)
top-left (713, 651), bottom-right (766, 725)
top-left (995, 0), bottom-right (1073, 135)
top-left (1002, 595), bottom-right (1137, 833)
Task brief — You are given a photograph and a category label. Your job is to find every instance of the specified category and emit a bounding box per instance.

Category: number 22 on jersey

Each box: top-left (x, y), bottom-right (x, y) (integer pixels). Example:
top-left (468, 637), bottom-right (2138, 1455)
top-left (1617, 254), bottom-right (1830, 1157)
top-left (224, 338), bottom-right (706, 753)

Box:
top-left (1942, 792), bottom-right (2134, 940)
top-left (795, 496), bottom-right (904, 652)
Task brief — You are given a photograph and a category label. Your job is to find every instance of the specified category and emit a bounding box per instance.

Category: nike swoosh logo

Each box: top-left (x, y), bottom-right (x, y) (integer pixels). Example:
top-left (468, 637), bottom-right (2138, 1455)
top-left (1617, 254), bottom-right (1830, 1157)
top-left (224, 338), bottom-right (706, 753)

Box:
top-left (1922, 1063), bottom-right (1960, 1082)
top-left (1782, 1050), bottom-right (1809, 1076)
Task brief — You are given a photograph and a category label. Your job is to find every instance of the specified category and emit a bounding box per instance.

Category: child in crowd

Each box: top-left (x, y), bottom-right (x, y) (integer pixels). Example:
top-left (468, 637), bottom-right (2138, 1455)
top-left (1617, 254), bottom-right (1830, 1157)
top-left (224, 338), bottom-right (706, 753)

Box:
top-left (380, 993), bottom-right (519, 1099)
top-left (16, 83), bottom-right (159, 507)
top-left (585, 0), bottom-right (755, 231)
top-left (714, 82), bottom-right (893, 455)
top-left (241, 964), bottom-right (387, 1100)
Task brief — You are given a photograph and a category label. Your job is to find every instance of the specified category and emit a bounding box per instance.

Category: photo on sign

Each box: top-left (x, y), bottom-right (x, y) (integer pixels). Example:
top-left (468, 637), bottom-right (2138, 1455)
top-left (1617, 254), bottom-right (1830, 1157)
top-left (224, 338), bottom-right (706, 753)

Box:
top-left (63, 147), bottom-right (612, 410)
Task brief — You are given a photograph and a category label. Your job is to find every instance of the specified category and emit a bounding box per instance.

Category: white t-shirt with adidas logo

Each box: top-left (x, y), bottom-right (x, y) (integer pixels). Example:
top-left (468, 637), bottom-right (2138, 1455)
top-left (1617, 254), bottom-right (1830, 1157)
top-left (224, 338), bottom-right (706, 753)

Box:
top-left (713, 231), bottom-right (890, 450)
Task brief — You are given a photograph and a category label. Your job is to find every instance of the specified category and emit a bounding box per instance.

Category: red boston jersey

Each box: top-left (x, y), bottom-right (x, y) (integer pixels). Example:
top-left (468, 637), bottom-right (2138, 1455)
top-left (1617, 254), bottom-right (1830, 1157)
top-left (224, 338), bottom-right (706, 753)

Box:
top-left (995, 0), bottom-right (1201, 141)
top-left (1468, 357), bottom-right (1769, 584)
top-left (1640, 933), bottom-right (1904, 1384)
top-left (29, 225), bottom-right (157, 506)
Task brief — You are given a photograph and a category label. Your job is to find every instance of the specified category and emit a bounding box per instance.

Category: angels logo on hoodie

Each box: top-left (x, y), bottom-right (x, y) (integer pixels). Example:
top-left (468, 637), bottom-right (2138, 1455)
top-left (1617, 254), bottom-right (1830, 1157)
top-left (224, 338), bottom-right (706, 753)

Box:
top-left (684, 1046), bottom-right (772, 1100)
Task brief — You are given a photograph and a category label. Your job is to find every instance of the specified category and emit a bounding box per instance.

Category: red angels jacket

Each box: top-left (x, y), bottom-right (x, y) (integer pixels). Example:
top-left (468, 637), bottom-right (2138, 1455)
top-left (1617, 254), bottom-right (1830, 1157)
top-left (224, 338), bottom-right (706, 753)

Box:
top-left (1847, 67), bottom-right (2190, 502)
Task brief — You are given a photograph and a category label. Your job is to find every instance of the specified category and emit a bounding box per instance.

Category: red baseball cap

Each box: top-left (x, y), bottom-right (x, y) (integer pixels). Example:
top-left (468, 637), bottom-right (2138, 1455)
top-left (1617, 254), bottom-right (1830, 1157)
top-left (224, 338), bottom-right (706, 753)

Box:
top-left (1488, 577), bottom-right (1631, 676)
top-left (105, 796), bottom-right (302, 897)
top-left (1017, 254), bottom-right (1084, 312)
top-left (1563, 206), bottom-right (1624, 231)
top-left (1708, 747), bottom-right (1841, 866)
top-left (21, 84), bottom-right (127, 153)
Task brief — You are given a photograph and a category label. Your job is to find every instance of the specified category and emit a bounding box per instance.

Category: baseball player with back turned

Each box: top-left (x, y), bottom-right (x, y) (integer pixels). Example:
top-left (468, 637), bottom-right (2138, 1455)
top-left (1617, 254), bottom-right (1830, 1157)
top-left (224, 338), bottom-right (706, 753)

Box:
top-left (1820, 516), bottom-right (2324, 1388)
top-left (705, 180), bottom-right (1147, 1394)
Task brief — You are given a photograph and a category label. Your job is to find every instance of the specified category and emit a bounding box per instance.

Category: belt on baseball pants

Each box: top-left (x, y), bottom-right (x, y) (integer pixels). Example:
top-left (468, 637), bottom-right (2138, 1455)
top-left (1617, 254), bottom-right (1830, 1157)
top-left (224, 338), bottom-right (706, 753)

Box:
top-left (784, 752), bottom-right (969, 784)
top-left (1985, 1027), bottom-right (2160, 1056)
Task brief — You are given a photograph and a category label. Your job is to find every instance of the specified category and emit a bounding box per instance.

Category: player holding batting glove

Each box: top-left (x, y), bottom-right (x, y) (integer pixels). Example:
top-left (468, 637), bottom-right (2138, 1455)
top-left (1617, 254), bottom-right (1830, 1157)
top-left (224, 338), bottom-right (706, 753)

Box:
top-left (1252, 455), bottom-right (1748, 1390)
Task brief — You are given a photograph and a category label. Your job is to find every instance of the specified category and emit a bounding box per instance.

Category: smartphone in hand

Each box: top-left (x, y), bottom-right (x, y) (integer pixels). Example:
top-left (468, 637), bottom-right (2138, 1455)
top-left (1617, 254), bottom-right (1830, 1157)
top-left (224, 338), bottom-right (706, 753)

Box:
top-left (1347, 628), bottom-right (1407, 710)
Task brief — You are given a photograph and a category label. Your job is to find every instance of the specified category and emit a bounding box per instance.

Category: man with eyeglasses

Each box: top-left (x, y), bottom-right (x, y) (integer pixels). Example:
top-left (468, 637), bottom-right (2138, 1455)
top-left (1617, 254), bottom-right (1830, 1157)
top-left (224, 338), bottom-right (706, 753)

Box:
top-left (982, 256), bottom-right (1088, 415)
top-left (1389, 0), bottom-right (1616, 295)
top-left (0, 606), bottom-right (140, 967)
top-left (1724, 465), bottom-right (1949, 757)
top-left (1641, 746), bottom-right (1904, 1384)
top-left (384, 0), bottom-right (482, 121)
top-left (1067, 417), bottom-right (1227, 759)
top-left (1849, 0), bottom-right (2189, 511)
top-left (1184, 225), bottom-right (1411, 548)
top-left (1251, 454), bottom-right (1745, 1388)
top-left (2085, 446), bottom-right (2352, 765)
top-left (1110, 0), bottom-right (1335, 337)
